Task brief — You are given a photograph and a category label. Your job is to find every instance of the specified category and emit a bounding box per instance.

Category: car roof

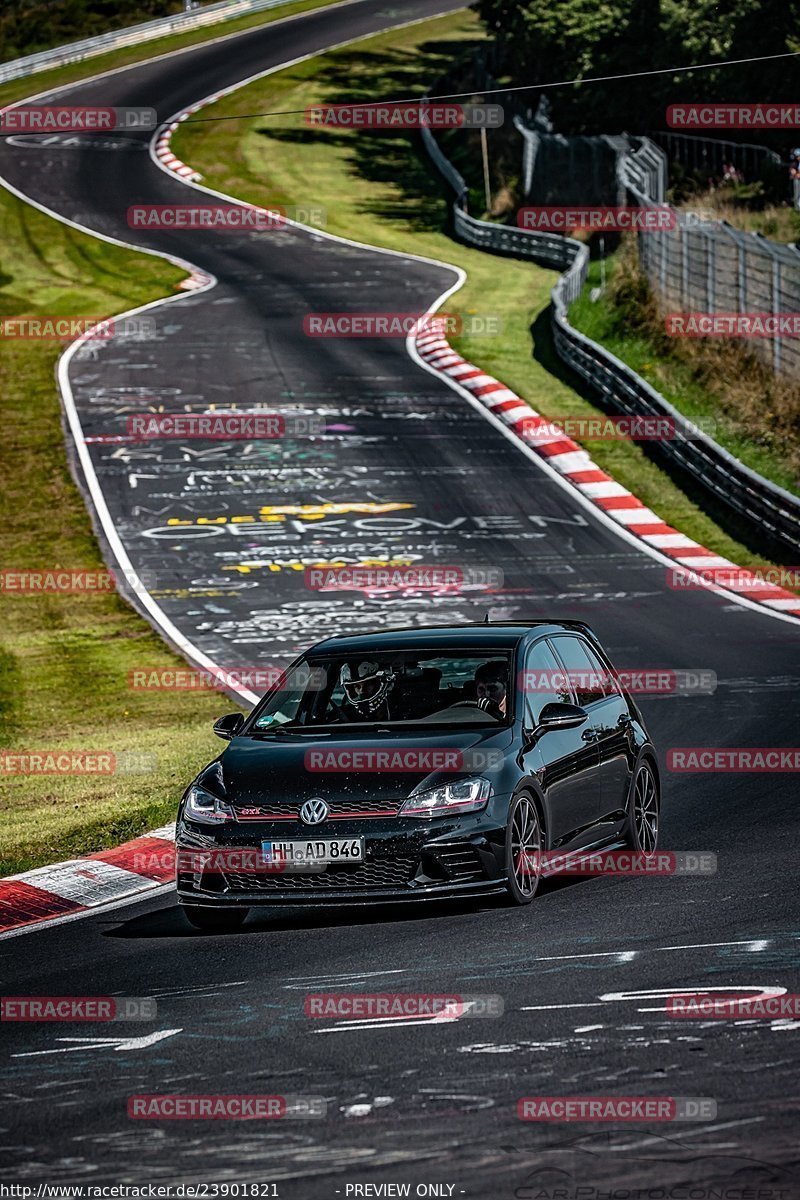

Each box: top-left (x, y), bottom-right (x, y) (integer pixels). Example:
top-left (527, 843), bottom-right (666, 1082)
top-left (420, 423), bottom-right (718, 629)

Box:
top-left (307, 621), bottom-right (598, 656)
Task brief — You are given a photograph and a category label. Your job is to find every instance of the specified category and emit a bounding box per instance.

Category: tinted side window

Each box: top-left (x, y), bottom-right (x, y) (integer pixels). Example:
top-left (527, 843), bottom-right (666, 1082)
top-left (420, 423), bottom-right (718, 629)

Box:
top-left (551, 636), bottom-right (606, 706)
top-left (582, 640), bottom-right (620, 695)
top-left (522, 639), bottom-right (572, 725)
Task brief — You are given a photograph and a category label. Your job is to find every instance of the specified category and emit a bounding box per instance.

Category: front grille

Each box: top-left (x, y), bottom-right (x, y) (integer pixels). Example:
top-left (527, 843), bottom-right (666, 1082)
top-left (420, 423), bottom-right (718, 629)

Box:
top-left (235, 797), bottom-right (402, 821)
top-left (432, 844), bottom-right (485, 882)
top-left (222, 856), bottom-right (417, 892)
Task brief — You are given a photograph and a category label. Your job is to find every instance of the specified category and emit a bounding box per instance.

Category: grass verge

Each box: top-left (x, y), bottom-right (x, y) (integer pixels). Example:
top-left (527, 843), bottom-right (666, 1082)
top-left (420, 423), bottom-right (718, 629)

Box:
top-left (0, 156), bottom-right (236, 880)
top-left (173, 8), bottom-right (798, 578)
top-left (570, 242), bottom-right (800, 495)
top-left (0, 0), bottom-right (344, 878)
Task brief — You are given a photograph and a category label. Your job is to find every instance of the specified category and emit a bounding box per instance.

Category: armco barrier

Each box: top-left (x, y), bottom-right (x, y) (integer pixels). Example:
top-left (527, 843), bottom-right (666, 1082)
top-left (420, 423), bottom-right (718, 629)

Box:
top-left (0, 0), bottom-right (297, 84)
top-left (420, 118), bottom-right (800, 558)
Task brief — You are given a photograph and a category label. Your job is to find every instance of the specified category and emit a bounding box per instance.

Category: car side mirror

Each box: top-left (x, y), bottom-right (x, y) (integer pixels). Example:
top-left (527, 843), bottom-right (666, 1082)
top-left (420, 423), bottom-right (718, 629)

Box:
top-left (538, 701), bottom-right (589, 731)
top-left (213, 712), bottom-right (244, 741)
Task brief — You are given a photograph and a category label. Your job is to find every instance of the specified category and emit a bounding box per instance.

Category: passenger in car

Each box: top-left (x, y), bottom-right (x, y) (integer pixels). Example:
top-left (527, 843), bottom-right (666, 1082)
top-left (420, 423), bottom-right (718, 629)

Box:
top-left (474, 659), bottom-right (508, 717)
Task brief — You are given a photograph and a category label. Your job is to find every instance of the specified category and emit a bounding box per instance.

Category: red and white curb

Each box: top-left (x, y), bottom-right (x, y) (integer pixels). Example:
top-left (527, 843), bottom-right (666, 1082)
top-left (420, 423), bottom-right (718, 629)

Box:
top-left (414, 329), bottom-right (800, 618)
top-left (0, 825), bottom-right (176, 934)
top-left (154, 101), bottom-right (253, 292)
top-left (154, 111), bottom-right (214, 291)
top-left (153, 107), bottom-right (206, 183)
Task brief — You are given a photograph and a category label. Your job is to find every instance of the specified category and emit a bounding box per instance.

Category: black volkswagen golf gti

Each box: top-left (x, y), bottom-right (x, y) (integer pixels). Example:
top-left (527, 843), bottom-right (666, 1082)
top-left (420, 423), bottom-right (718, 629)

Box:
top-left (176, 621), bottom-right (660, 930)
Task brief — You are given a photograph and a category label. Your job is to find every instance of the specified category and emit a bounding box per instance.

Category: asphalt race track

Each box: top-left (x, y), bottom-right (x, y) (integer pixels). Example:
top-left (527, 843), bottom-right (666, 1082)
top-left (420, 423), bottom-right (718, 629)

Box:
top-left (1, 0), bottom-right (799, 1193)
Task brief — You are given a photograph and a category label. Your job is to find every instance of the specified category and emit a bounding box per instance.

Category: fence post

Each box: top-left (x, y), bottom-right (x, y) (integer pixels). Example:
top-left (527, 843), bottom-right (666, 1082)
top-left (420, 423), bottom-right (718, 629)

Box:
top-left (660, 225), bottom-right (668, 295)
top-left (772, 258), bottom-right (782, 374)
top-left (681, 229), bottom-right (689, 309)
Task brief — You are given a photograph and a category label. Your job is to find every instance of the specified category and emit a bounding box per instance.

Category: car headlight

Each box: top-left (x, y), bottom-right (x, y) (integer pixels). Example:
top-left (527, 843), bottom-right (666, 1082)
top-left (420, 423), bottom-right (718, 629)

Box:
top-left (183, 783), bottom-right (234, 824)
top-left (400, 777), bottom-right (491, 818)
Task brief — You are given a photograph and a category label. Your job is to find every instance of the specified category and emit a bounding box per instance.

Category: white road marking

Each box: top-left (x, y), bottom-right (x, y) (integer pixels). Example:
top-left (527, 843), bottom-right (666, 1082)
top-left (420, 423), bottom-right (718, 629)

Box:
top-left (655, 939), bottom-right (772, 952)
top-left (315, 1001), bottom-right (479, 1033)
top-left (537, 950), bottom-right (638, 962)
top-left (522, 985), bottom-right (787, 1013)
top-left (13, 1029), bottom-right (182, 1056)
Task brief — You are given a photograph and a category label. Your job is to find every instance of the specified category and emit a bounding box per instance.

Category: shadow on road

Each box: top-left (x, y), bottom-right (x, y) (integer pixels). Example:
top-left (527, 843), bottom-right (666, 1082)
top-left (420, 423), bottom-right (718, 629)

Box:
top-left (103, 875), bottom-right (590, 938)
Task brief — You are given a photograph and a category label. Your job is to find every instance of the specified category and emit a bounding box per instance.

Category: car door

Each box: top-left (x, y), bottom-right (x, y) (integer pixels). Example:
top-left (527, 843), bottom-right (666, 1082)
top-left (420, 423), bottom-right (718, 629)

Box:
top-left (551, 635), bottom-right (633, 827)
top-left (579, 641), bottom-right (635, 827)
top-left (519, 637), bottom-right (602, 849)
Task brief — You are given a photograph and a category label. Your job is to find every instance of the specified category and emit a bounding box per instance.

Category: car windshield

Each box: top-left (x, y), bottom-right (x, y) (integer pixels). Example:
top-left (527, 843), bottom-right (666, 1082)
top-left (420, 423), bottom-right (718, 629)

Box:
top-left (249, 651), bottom-right (514, 730)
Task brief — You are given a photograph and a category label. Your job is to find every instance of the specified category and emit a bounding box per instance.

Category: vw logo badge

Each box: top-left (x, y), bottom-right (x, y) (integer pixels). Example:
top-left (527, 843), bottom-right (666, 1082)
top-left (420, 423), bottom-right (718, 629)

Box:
top-left (299, 797), bottom-right (329, 825)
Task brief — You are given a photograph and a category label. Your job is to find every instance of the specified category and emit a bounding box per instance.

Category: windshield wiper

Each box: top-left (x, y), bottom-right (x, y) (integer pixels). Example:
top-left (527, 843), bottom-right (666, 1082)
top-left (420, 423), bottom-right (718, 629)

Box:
top-left (249, 725), bottom-right (329, 737)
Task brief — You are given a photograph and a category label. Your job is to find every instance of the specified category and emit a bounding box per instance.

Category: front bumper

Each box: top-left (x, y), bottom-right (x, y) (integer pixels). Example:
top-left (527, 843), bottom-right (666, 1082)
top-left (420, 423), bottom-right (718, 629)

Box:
top-left (176, 811), bottom-right (507, 906)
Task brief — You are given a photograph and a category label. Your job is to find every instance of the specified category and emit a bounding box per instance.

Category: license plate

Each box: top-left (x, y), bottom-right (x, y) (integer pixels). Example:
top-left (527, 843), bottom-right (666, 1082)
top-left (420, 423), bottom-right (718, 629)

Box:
top-left (261, 838), bottom-right (364, 870)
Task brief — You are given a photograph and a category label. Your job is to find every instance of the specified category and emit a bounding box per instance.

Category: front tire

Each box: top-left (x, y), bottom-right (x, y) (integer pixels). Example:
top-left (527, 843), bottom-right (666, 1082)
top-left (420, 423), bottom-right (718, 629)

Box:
top-left (624, 760), bottom-right (659, 853)
top-left (504, 793), bottom-right (542, 905)
top-left (182, 905), bottom-right (249, 932)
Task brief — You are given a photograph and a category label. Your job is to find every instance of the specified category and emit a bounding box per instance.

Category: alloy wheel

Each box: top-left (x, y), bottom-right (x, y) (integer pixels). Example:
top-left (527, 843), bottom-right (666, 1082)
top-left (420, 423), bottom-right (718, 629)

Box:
top-left (510, 795), bottom-right (542, 899)
top-left (633, 763), bottom-right (659, 853)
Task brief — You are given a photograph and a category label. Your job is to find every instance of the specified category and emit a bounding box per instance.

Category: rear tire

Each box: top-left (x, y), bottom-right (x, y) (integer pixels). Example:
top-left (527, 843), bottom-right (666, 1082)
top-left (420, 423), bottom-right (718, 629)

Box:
top-left (504, 793), bottom-right (542, 905)
top-left (183, 905), bottom-right (248, 932)
top-left (624, 760), bottom-right (659, 853)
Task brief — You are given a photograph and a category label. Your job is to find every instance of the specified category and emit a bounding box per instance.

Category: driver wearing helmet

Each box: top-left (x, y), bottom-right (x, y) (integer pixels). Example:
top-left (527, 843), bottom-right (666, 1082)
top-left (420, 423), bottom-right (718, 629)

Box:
top-left (336, 659), bottom-right (397, 722)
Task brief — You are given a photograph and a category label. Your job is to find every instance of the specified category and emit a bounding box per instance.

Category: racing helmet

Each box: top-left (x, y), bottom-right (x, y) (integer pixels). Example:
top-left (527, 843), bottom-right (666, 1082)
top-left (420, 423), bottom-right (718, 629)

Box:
top-left (340, 659), bottom-right (396, 715)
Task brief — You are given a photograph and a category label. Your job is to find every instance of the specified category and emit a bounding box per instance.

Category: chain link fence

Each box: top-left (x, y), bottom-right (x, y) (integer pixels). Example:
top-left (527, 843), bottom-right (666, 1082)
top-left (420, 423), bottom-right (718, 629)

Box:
top-left (650, 132), bottom-right (783, 184)
top-left (619, 139), bottom-right (800, 380)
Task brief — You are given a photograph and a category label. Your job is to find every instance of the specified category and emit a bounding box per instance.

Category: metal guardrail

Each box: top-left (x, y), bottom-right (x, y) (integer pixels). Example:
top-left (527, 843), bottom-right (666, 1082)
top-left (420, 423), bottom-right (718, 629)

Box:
top-left (0, 0), bottom-right (295, 84)
top-left (420, 120), bottom-right (800, 557)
